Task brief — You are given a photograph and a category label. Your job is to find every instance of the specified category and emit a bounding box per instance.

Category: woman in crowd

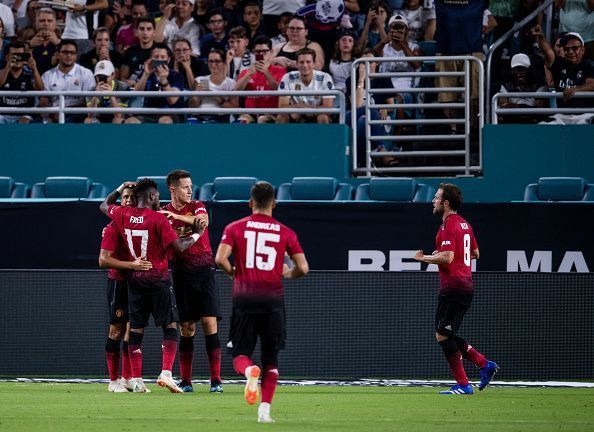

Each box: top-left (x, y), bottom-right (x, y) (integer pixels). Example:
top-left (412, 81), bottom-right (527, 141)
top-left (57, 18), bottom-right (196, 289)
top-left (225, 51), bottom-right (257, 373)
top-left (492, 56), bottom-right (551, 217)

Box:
top-left (271, 16), bottom-right (324, 71)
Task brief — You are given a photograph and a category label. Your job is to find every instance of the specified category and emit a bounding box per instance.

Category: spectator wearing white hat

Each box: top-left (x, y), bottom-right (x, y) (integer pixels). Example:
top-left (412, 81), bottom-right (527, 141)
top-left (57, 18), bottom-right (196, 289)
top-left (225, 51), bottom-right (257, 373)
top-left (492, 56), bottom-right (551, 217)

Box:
top-left (86, 60), bottom-right (130, 124)
top-left (155, 0), bottom-right (204, 56)
top-left (497, 53), bottom-right (548, 124)
top-left (556, 0), bottom-right (594, 61)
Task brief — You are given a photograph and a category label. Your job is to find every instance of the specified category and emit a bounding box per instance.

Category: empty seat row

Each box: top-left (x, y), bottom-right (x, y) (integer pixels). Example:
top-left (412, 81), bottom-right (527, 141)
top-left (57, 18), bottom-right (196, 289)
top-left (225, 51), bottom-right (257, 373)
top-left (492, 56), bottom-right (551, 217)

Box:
top-left (524, 177), bottom-right (594, 202)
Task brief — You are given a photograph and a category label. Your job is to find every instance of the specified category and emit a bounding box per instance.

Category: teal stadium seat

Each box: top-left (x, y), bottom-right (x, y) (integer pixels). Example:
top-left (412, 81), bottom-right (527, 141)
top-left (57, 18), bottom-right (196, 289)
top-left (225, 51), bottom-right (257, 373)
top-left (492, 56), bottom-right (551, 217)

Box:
top-left (355, 178), bottom-right (435, 202)
top-left (136, 176), bottom-right (170, 197)
top-left (198, 177), bottom-right (259, 201)
top-left (0, 176), bottom-right (28, 198)
top-left (276, 177), bottom-right (354, 201)
top-left (30, 177), bottom-right (107, 198)
top-left (523, 177), bottom-right (594, 202)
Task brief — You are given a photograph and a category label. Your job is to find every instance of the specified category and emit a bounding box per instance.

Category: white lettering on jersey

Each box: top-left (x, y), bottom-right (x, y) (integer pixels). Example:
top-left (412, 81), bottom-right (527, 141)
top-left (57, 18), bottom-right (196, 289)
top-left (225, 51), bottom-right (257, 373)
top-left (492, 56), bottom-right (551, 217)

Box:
top-left (460, 223), bottom-right (469, 229)
top-left (194, 207), bottom-right (206, 214)
top-left (246, 220), bottom-right (281, 232)
top-left (130, 216), bottom-right (144, 224)
top-left (441, 240), bottom-right (451, 246)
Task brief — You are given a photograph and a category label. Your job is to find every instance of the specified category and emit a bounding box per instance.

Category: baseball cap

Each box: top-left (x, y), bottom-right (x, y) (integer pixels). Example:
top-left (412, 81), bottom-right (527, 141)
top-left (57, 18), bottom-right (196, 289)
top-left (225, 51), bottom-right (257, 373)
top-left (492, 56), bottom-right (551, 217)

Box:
top-left (94, 60), bottom-right (115, 76)
top-left (388, 15), bottom-right (408, 28)
top-left (563, 32), bottom-right (584, 46)
top-left (339, 29), bottom-right (357, 40)
top-left (510, 53), bottom-right (530, 69)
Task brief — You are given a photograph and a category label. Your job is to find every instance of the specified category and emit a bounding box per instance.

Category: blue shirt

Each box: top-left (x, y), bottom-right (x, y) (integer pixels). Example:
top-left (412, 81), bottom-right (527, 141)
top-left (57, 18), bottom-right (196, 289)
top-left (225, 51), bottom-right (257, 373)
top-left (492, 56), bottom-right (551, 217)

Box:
top-left (144, 70), bottom-right (185, 108)
top-left (435, 0), bottom-right (484, 54)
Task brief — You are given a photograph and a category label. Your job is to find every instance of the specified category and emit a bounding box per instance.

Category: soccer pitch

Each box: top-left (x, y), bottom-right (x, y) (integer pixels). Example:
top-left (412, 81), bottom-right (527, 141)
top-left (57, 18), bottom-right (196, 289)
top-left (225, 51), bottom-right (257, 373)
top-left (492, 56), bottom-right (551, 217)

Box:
top-left (1, 383), bottom-right (593, 431)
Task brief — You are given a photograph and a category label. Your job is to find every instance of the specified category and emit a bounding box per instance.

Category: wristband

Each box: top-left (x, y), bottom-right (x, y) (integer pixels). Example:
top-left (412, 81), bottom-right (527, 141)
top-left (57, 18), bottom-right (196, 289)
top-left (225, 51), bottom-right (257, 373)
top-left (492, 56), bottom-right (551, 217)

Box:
top-left (191, 233), bottom-right (200, 242)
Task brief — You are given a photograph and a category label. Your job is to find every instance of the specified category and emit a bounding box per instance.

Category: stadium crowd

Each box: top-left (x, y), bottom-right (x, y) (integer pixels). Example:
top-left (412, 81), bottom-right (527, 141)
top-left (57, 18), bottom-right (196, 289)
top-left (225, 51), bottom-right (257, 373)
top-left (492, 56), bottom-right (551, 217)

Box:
top-left (0, 0), bottom-right (592, 125)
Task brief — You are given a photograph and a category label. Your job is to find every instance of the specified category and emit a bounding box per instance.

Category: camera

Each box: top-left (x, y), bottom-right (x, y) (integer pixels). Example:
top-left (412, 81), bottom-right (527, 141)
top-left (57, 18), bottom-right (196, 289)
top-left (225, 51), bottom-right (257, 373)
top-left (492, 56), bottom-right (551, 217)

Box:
top-left (150, 59), bottom-right (167, 68)
top-left (96, 75), bottom-right (108, 83)
top-left (12, 53), bottom-right (31, 62)
top-left (255, 53), bottom-right (264, 62)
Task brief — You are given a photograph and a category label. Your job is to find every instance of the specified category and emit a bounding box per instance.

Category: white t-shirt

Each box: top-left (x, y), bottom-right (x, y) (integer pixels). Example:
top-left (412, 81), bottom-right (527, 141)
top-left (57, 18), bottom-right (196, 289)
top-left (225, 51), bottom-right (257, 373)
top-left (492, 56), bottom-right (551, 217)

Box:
top-left (379, 41), bottom-right (419, 90)
top-left (164, 18), bottom-right (203, 56)
top-left (279, 70), bottom-right (334, 106)
top-left (263, 0), bottom-right (305, 15)
top-left (392, 7), bottom-right (436, 43)
top-left (329, 59), bottom-right (353, 93)
top-left (42, 63), bottom-right (96, 106)
top-left (62, 0), bottom-right (99, 39)
top-left (0, 3), bottom-right (15, 37)
top-left (194, 75), bottom-right (236, 109)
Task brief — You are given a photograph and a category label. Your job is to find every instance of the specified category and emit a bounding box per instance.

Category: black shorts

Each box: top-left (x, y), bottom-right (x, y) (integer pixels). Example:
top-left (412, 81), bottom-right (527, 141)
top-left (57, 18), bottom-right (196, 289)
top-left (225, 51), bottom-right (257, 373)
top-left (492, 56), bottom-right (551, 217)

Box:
top-left (172, 266), bottom-right (221, 322)
top-left (128, 278), bottom-right (179, 329)
top-left (106, 278), bottom-right (129, 324)
top-left (435, 294), bottom-right (473, 337)
top-left (229, 306), bottom-right (286, 359)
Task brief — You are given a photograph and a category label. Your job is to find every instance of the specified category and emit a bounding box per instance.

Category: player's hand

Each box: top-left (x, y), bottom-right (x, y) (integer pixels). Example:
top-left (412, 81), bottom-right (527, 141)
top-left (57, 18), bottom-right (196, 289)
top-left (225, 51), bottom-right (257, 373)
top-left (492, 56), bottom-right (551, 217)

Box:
top-left (101, 227), bottom-right (106, 238)
top-left (131, 258), bottom-right (153, 271)
top-left (192, 217), bottom-right (208, 235)
top-left (158, 210), bottom-right (177, 220)
top-left (196, 213), bottom-right (209, 226)
top-left (118, 181), bottom-right (136, 192)
top-left (432, 250), bottom-right (438, 255)
top-left (413, 250), bottom-right (425, 261)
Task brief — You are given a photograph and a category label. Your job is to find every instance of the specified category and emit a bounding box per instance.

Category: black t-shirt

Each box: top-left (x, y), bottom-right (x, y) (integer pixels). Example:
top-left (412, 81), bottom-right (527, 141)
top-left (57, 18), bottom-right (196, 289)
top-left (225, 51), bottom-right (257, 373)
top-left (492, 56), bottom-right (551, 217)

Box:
top-left (550, 57), bottom-right (594, 108)
top-left (32, 43), bottom-right (58, 75)
top-left (0, 68), bottom-right (36, 107)
top-left (79, 49), bottom-right (123, 73)
top-left (175, 56), bottom-right (209, 89)
top-left (122, 44), bottom-right (153, 82)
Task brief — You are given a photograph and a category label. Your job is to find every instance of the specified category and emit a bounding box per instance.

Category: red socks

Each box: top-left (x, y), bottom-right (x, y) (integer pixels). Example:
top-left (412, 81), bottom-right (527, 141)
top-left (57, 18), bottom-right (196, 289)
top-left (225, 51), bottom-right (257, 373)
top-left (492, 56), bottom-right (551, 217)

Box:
top-left (179, 335), bottom-right (194, 383)
top-left (205, 333), bottom-right (221, 381)
top-left (233, 355), bottom-right (253, 376)
top-left (121, 341), bottom-right (132, 380)
top-left (261, 367), bottom-right (279, 404)
top-left (455, 337), bottom-right (487, 369)
top-left (105, 338), bottom-right (120, 381)
top-left (162, 339), bottom-right (178, 372)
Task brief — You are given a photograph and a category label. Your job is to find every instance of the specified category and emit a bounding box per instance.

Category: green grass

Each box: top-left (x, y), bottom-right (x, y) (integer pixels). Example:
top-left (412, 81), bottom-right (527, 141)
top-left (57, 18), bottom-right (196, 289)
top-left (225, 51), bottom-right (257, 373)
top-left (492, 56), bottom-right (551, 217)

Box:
top-left (0, 383), bottom-right (593, 431)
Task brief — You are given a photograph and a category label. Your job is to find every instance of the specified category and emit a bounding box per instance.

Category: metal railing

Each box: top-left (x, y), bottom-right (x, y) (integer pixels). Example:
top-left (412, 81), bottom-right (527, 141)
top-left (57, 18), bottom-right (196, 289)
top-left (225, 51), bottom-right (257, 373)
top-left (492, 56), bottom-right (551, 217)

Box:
top-left (351, 56), bottom-right (484, 177)
top-left (485, 0), bottom-right (555, 122)
top-left (0, 90), bottom-right (346, 124)
top-left (491, 92), bottom-right (594, 124)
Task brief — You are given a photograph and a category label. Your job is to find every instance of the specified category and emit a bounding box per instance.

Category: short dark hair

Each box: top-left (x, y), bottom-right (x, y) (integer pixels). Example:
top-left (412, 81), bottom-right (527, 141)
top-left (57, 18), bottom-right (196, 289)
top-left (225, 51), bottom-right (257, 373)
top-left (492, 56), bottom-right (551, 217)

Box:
top-left (135, 178), bottom-right (158, 198)
top-left (228, 26), bottom-right (248, 40)
top-left (151, 43), bottom-right (171, 57)
top-left (208, 49), bottom-right (225, 61)
top-left (8, 40), bottom-right (26, 52)
top-left (92, 26), bottom-right (110, 41)
top-left (439, 183), bottom-right (463, 211)
top-left (166, 169), bottom-right (191, 187)
top-left (135, 16), bottom-right (154, 29)
top-left (244, 1), bottom-right (260, 11)
top-left (58, 39), bottom-right (78, 52)
top-left (251, 181), bottom-right (275, 208)
top-left (296, 47), bottom-right (316, 62)
top-left (253, 35), bottom-right (272, 49)
top-left (207, 8), bottom-right (225, 21)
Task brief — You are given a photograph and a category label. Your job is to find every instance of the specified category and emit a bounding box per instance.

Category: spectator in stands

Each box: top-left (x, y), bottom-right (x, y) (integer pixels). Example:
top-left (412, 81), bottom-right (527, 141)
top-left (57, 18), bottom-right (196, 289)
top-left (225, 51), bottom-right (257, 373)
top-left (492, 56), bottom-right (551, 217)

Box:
top-left (556, 0), bottom-right (594, 61)
top-left (393, 0), bottom-right (436, 43)
top-left (115, 0), bottom-right (149, 54)
top-left (276, 47), bottom-right (334, 124)
top-left (357, 2), bottom-right (390, 52)
top-left (235, 35), bottom-right (286, 123)
top-left (172, 37), bottom-right (208, 89)
top-left (271, 16), bottom-right (324, 72)
top-left (29, 8), bottom-right (61, 74)
top-left (17, 1), bottom-right (40, 42)
top-left (271, 11), bottom-right (292, 49)
top-left (62, 0), bottom-right (109, 54)
top-left (220, 0), bottom-right (243, 28)
top-left (189, 48), bottom-right (238, 123)
top-left (329, 29), bottom-right (358, 94)
top-left (226, 26), bottom-right (254, 81)
top-left (497, 53), bottom-right (548, 124)
top-left (243, 2), bottom-right (267, 47)
top-left (0, 17), bottom-right (9, 69)
top-left (130, 43), bottom-right (185, 123)
top-left (262, 0), bottom-right (305, 35)
top-left (155, 0), bottom-right (204, 56)
top-left (120, 17), bottom-right (155, 87)
top-left (0, 41), bottom-right (44, 123)
top-left (86, 60), bottom-right (129, 124)
top-left (533, 27), bottom-right (594, 108)
top-left (434, 0), bottom-right (485, 134)
top-left (193, 0), bottom-right (213, 29)
top-left (39, 39), bottom-right (96, 123)
top-left (80, 27), bottom-right (123, 78)
top-left (105, 0), bottom-right (133, 35)
top-left (0, 3), bottom-right (15, 39)
top-left (199, 9), bottom-right (229, 57)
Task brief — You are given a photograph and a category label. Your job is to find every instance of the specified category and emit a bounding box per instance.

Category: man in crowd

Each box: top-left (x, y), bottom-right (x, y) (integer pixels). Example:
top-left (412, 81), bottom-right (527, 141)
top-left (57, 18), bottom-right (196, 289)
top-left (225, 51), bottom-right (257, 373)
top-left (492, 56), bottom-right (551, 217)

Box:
top-left (120, 17), bottom-right (156, 88)
top-left (200, 9), bottom-right (228, 57)
top-left (86, 60), bottom-right (130, 124)
top-left (29, 8), bottom-right (61, 74)
top-left (215, 181), bottom-right (309, 423)
top-left (155, 0), bottom-right (203, 56)
top-left (79, 27), bottom-right (123, 77)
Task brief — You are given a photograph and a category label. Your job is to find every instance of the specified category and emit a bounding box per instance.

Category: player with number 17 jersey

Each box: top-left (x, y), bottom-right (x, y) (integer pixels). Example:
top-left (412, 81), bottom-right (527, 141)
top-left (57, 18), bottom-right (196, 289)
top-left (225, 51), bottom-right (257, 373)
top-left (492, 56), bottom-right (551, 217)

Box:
top-left (107, 204), bottom-right (179, 285)
top-left (220, 213), bottom-right (303, 307)
top-left (436, 213), bottom-right (478, 295)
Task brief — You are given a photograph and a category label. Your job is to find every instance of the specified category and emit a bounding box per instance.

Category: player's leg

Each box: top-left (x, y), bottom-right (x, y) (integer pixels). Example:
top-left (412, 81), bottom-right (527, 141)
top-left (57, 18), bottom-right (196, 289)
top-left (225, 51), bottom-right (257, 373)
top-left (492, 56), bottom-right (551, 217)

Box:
top-left (257, 309), bottom-right (285, 423)
top-left (154, 284), bottom-right (182, 393)
top-left (128, 281), bottom-right (151, 392)
top-left (435, 295), bottom-right (473, 395)
top-left (178, 321), bottom-right (196, 392)
top-left (121, 322), bottom-right (133, 391)
top-left (105, 279), bottom-right (127, 392)
top-left (230, 308), bottom-right (260, 405)
top-left (454, 335), bottom-right (499, 391)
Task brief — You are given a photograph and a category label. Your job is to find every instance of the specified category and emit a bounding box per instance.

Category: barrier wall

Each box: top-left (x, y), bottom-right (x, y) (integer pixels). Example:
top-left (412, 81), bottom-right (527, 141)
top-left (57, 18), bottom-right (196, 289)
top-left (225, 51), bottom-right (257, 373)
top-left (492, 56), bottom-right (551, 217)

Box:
top-left (1, 124), bottom-right (594, 202)
top-left (1, 270), bottom-right (591, 379)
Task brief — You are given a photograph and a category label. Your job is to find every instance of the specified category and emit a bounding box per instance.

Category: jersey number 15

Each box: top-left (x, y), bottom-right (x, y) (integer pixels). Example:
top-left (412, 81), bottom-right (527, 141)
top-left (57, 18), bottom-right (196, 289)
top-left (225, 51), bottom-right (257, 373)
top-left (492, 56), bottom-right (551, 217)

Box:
top-left (244, 230), bottom-right (280, 271)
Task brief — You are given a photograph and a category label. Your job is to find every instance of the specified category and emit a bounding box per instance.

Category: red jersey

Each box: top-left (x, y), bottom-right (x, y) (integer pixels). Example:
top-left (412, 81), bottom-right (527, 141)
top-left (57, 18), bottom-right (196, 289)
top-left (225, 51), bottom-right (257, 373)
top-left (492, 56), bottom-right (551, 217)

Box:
top-left (238, 65), bottom-right (287, 108)
top-left (220, 213), bottom-right (303, 302)
top-left (163, 201), bottom-right (214, 270)
top-left (100, 221), bottom-right (131, 281)
top-left (107, 205), bottom-right (179, 283)
top-left (436, 213), bottom-right (478, 295)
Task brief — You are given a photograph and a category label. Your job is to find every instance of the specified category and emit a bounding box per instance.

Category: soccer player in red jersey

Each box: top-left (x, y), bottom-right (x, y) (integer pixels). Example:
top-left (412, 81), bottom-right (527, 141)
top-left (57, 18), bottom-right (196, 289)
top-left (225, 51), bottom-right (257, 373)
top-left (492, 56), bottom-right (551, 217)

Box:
top-left (414, 183), bottom-right (498, 395)
top-left (158, 169), bottom-right (223, 393)
top-left (98, 184), bottom-right (152, 392)
top-left (100, 178), bottom-right (207, 393)
top-left (215, 181), bottom-right (309, 423)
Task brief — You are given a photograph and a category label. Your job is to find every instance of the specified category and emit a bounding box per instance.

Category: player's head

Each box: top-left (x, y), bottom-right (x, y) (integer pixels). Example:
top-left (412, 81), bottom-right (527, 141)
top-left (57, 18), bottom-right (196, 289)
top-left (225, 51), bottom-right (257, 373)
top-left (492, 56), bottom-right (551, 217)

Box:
top-left (249, 181), bottom-right (276, 212)
top-left (135, 178), bottom-right (160, 210)
top-left (433, 183), bottom-right (462, 216)
top-left (166, 169), bottom-right (193, 205)
top-left (121, 185), bottom-right (137, 207)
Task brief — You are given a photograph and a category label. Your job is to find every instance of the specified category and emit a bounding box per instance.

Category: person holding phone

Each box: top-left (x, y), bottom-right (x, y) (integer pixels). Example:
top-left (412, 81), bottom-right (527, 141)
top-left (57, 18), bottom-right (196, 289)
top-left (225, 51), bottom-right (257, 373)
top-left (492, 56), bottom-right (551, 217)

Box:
top-left (29, 8), bottom-right (62, 75)
top-left (80, 27), bottom-right (123, 78)
top-left (0, 41), bottom-right (44, 124)
top-left (155, 0), bottom-right (203, 56)
top-left (235, 35), bottom-right (286, 123)
top-left (86, 60), bottom-right (130, 124)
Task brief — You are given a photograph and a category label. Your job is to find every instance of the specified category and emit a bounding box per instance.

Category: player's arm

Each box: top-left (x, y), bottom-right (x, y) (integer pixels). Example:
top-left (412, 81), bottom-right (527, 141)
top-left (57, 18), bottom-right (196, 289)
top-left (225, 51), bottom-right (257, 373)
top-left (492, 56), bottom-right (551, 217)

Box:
top-left (99, 249), bottom-right (153, 271)
top-left (471, 248), bottom-right (480, 260)
top-left (169, 217), bottom-right (207, 253)
top-left (214, 243), bottom-right (234, 278)
top-left (100, 181), bottom-right (137, 215)
top-left (282, 253), bottom-right (309, 279)
top-left (158, 210), bottom-right (208, 226)
top-left (414, 250), bottom-right (454, 265)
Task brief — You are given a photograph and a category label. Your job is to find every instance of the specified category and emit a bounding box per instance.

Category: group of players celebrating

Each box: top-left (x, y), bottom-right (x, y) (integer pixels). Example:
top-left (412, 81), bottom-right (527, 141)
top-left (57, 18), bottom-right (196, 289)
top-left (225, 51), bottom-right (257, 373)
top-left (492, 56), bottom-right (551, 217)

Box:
top-left (98, 171), bottom-right (308, 423)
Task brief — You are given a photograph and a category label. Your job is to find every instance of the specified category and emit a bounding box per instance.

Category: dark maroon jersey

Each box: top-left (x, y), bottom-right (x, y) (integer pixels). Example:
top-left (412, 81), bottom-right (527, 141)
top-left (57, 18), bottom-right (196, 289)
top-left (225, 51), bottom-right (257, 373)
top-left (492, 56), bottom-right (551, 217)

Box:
top-left (435, 213), bottom-right (478, 295)
top-left (220, 214), bottom-right (303, 301)
top-left (163, 200), bottom-right (214, 270)
top-left (100, 221), bottom-right (131, 281)
top-left (108, 205), bottom-right (179, 283)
